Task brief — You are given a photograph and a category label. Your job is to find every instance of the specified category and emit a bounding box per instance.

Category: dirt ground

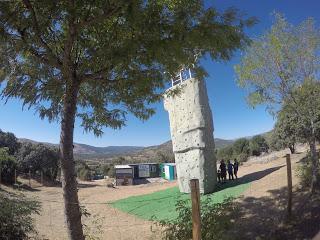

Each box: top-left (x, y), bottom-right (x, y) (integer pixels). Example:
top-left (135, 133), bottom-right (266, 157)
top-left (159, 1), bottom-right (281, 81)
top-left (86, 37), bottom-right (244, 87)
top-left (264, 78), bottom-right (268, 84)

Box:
top-left (2, 146), bottom-right (319, 240)
top-left (19, 179), bottom-right (177, 240)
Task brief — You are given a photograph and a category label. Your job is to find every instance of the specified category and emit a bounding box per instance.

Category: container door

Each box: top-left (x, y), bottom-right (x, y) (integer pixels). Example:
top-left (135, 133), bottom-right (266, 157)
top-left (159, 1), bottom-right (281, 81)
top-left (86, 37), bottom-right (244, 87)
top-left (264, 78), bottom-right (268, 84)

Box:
top-left (164, 166), bottom-right (170, 180)
top-left (169, 166), bottom-right (174, 180)
top-left (138, 164), bottom-right (150, 178)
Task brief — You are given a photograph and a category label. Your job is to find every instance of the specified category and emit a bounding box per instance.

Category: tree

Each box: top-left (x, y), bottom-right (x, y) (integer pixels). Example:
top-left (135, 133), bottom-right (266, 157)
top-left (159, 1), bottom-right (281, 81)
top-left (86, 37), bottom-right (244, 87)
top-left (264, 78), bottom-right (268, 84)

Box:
top-left (280, 82), bottom-right (320, 189)
top-left (0, 147), bottom-right (17, 184)
top-left (271, 109), bottom-right (300, 154)
top-left (75, 161), bottom-right (92, 181)
top-left (249, 135), bottom-right (269, 156)
top-left (0, 130), bottom-right (20, 155)
top-left (16, 143), bottom-right (60, 181)
top-left (0, 1), bottom-right (255, 238)
top-left (217, 145), bottom-right (233, 161)
top-left (232, 138), bottom-right (250, 156)
top-left (155, 151), bottom-right (174, 163)
top-left (0, 190), bottom-right (40, 240)
top-left (235, 14), bottom-right (320, 192)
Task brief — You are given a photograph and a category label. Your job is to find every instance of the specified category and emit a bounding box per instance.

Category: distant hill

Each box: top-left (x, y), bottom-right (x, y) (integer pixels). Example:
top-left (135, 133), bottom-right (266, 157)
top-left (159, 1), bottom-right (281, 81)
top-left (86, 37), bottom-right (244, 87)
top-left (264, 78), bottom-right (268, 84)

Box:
top-left (18, 138), bottom-right (144, 158)
top-left (215, 138), bottom-right (235, 149)
top-left (18, 137), bottom-right (235, 163)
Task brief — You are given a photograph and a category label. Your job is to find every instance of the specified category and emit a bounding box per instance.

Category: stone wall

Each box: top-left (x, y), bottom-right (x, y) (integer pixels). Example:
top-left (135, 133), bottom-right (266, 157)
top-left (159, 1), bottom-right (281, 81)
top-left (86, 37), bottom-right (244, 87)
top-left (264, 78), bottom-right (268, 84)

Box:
top-left (164, 78), bottom-right (217, 194)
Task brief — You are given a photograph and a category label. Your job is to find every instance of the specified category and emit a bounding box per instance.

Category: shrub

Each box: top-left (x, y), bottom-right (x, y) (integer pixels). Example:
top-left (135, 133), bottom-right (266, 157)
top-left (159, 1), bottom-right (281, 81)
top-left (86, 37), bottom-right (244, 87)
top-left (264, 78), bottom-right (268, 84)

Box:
top-left (0, 191), bottom-right (40, 240)
top-left (76, 162), bottom-right (92, 180)
top-left (238, 152), bottom-right (249, 162)
top-left (158, 197), bottom-right (238, 240)
top-left (296, 154), bottom-right (320, 188)
top-left (16, 143), bottom-right (59, 182)
top-left (0, 148), bottom-right (17, 184)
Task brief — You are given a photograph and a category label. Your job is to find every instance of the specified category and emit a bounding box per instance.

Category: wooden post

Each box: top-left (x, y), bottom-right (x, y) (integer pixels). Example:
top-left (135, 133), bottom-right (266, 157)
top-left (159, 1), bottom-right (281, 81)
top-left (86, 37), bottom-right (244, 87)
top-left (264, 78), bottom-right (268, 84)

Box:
top-left (190, 179), bottom-right (201, 240)
top-left (14, 169), bottom-right (17, 185)
top-left (286, 154), bottom-right (292, 218)
top-left (29, 169), bottom-right (31, 187)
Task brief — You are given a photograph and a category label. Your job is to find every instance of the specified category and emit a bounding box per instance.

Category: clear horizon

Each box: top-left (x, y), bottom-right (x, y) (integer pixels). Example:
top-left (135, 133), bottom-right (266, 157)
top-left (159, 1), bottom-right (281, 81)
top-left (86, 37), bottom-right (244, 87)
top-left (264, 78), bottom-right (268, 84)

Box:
top-left (0, 0), bottom-right (319, 147)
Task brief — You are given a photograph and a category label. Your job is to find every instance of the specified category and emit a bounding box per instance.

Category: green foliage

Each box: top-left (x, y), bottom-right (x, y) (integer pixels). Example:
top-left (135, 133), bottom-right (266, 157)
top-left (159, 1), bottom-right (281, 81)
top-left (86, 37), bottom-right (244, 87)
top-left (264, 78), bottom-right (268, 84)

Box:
top-left (95, 164), bottom-right (111, 176)
top-left (154, 151), bottom-right (175, 163)
top-left (0, 130), bottom-right (20, 155)
top-left (80, 206), bottom-right (104, 240)
top-left (249, 135), bottom-right (269, 156)
top-left (233, 138), bottom-right (250, 156)
top-left (282, 82), bottom-right (320, 143)
top-left (235, 13), bottom-right (320, 112)
top-left (0, 190), bottom-right (41, 240)
top-left (0, 148), bottom-right (17, 184)
top-left (217, 136), bottom-right (269, 162)
top-left (158, 197), bottom-right (238, 240)
top-left (76, 161), bottom-right (92, 181)
top-left (217, 145), bottom-right (234, 161)
top-left (296, 157), bottom-right (313, 188)
top-left (16, 143), bottom-right (59, 181)
top-left (296, 153), bottom-right (320, 188)
top-left (270, 107), bottom-right (300, 153)
top-left (0, 1), bottom-right (256, 136)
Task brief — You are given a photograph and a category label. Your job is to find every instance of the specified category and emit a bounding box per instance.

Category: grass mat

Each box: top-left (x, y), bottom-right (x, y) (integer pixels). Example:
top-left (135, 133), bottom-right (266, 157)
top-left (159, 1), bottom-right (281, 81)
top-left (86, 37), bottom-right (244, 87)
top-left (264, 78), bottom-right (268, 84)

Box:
top-left (110, 180), bottom-right (250, 221)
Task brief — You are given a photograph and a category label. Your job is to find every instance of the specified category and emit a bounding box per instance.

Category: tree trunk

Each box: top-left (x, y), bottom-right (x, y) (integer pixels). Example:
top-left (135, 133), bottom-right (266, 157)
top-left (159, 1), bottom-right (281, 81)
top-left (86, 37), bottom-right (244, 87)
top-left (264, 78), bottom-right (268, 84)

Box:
top-left (309, 138), bottom-right (320, 194)
top-left (60, 80), bottom-right (85, 240)
top-left (289, 145), bottom-right (295, 154)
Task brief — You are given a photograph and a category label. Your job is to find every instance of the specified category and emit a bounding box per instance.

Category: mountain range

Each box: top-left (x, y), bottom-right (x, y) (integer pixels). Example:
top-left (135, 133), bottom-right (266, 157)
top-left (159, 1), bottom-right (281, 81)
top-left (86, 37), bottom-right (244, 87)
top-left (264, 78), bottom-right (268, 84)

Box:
top-left (19, 138), bottom-right (234, 162)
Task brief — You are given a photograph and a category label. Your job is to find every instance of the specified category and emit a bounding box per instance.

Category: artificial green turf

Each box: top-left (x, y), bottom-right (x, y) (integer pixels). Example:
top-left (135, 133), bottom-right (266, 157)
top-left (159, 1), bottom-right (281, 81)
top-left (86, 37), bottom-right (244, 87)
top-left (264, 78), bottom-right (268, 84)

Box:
top-left (110, 180), bottom-right (251, 221)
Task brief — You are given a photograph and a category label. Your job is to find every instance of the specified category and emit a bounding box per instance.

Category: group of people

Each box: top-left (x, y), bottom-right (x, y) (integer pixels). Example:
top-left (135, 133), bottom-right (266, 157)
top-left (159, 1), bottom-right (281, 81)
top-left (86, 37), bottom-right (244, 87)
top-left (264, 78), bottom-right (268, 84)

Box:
top-left (217, 159), bottom-right (239, 183)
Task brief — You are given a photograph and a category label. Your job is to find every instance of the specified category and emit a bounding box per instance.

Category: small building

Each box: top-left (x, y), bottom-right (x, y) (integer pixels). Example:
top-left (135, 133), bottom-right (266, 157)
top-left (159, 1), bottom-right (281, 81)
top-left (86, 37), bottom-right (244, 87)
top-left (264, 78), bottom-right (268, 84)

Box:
top-left (114, 165), bottom-right (134, 186)
top-left (129, 163), bottom-right (160, 179)
top-left (160, 163), bottom-right (177, 181)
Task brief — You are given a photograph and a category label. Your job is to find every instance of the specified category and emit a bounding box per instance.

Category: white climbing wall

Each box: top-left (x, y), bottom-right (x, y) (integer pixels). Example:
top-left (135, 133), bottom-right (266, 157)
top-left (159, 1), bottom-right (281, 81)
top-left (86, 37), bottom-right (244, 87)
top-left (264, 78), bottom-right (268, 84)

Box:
top-left (164, 77), bottom-right (217, 194)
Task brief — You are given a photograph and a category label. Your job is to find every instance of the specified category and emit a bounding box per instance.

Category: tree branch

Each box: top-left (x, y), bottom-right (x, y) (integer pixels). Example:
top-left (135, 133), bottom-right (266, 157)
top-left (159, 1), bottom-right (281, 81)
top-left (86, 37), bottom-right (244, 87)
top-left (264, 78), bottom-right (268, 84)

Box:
top-left (22, 0), bottom-right (62, 67)
top-left (78, 4), bottom-right (123, 28)
top-left (16, 28), bottom-right (61, 69)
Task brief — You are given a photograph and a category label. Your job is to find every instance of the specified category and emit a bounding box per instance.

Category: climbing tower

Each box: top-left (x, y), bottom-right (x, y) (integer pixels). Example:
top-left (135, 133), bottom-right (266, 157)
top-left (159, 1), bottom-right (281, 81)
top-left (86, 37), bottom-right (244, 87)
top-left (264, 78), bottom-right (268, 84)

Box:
top-left (164, 68), bottom-right (217, 194)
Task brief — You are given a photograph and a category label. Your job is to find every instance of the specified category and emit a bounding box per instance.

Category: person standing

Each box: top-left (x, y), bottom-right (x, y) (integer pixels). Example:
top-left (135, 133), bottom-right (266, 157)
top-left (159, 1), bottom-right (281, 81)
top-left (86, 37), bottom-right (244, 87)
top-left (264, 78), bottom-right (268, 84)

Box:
top-left (227, 160), bottom-right (234, 180)
top-left (234, 159), bottom-right (239, 179)
top-left (217, 169), bottom-right (221, 183)
top-left (220, 160), bottom-right (227, 183)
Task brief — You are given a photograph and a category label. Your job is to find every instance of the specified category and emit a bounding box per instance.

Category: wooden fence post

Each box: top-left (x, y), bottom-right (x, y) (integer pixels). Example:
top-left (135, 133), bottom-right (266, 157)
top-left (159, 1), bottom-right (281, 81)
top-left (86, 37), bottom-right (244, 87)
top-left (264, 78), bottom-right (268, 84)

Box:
top-left (41, 171), bottom-right (43, 186)
top-left (190, 179), bottom-right (201, 240)
top-left (286, 154), bottom-right (292, 218)
top-left (15, 169), bottom-right (17, 185)
top-left (29, 169), bottom-right (31, 187)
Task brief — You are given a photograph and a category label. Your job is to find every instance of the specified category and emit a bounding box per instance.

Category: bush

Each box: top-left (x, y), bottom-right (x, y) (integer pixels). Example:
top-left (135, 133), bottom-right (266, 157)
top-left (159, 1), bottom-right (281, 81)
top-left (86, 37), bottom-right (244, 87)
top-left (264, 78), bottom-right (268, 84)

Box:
top-left (238, 152), bottom-right (249, 163)
top-left (0, 191), bottom-right (40, 240)
top-left (16, 143), bottom-right (59, 182)
top-left (296, 154), bottom-right (319, 188)
top-left (76, 162), bottom-right (92, 180)
top-left (0, 148), bottom-right (17, 184)
top-left (158, 197), bottom-right (238, 240)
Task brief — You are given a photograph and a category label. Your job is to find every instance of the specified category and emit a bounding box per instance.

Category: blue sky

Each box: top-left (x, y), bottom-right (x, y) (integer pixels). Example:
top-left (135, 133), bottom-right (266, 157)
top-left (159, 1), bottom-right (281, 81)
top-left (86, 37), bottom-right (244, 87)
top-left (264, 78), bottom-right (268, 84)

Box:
top-left (0, 0), bottom-right (319, 147)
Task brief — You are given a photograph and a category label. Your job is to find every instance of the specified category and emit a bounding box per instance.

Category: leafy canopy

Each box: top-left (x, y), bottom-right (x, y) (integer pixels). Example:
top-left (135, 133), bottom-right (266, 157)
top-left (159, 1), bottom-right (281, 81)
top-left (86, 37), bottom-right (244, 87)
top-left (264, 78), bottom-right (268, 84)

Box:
top-left (0, 147), bottom-right (17, 184)
top-left (0, 1), bottom-right (256, 136)
top-left (235, 13), bottom-right (320, 112)
top-left (0, 129), bottom-right (20, 155)
top-left (0, 190), bottom-right (40, 240)
top-left (16, 143), bottom-right (60, 180)
top-left (280, 81), bottom-right (320, 143)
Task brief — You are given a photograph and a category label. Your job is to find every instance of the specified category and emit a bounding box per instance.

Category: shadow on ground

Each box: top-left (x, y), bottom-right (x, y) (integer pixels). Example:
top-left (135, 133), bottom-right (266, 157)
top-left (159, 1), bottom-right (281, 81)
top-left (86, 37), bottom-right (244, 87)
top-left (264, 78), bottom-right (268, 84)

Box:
top-left (227, 186), bottom-right (320, 240)
top-left (215, 166), bottom-right (285, 193)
